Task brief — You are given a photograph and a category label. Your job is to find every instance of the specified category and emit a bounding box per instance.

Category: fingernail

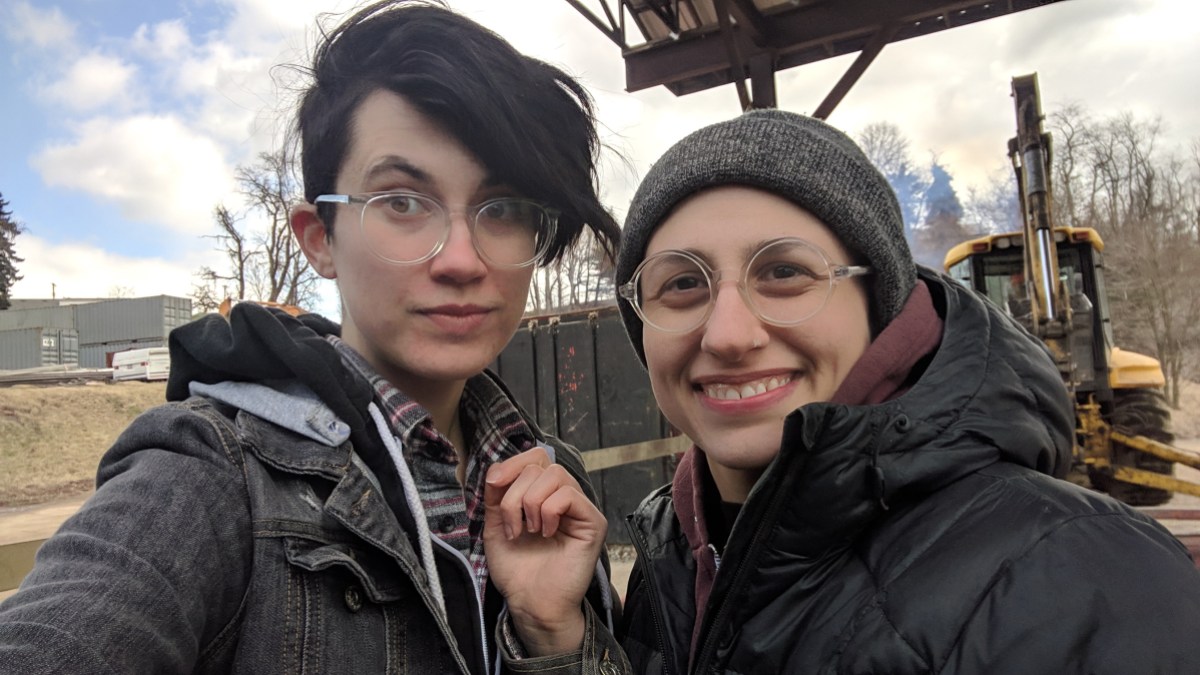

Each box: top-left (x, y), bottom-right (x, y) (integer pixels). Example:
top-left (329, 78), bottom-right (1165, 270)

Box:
top-left (505, 525), bottom-right (514, 541)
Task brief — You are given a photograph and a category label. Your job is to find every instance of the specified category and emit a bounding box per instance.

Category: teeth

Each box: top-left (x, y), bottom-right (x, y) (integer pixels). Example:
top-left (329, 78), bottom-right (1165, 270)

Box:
top-left (704, 375), bottom-right (791, 400)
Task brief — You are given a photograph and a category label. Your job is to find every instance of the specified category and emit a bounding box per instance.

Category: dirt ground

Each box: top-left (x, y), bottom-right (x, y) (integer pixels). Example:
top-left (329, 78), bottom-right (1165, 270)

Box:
top-left (3, 378), bottom-right (1197, 509)
top-left (0, 380), bottom-right (167, 508)
top-left (1, 378), bottom-right (1198, 602)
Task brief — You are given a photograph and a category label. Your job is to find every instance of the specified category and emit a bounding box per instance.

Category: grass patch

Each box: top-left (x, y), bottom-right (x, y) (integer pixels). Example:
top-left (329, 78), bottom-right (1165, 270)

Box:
top-left (0, 381), bottom-right (167, 507)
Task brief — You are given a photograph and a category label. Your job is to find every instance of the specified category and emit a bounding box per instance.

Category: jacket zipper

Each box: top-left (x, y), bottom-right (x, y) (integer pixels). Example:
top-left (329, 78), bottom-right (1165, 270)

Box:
top-left (690, 480), bottom-right (788, 673)
top-left (626, 516), bottom-right (678, 675)
top-left (431, 537), bottom-right (491, 674)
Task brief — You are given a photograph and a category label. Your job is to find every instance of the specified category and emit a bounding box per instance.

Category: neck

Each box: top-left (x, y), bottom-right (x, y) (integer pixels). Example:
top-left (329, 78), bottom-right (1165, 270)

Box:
top-left (340, 326), bottom-right (468, 437)
top-left (400, 374), bottom-right (470, 482)
top-left (706, 458), bottom-right (762, 504)
top-left (417, 385), bottom-right (465, 441)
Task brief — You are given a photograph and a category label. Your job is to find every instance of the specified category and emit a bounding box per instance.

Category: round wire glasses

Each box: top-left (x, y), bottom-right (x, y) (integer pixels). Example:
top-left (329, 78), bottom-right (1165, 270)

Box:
top-left (619, 237), bottom-right (872, 333)
top-left (315, 191), bottom-right (558, 268)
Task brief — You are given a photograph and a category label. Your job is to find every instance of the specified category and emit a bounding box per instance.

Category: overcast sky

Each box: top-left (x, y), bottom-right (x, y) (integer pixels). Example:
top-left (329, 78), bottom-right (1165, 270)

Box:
top-left (2, 0), bottom-right (1197, 317)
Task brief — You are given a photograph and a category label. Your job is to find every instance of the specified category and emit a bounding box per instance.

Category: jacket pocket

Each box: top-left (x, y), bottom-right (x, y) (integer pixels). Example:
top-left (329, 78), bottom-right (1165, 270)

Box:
top-left (284, 537), bottom-right (412, 604)
top-left (277, 536), bottom-right (416, 673)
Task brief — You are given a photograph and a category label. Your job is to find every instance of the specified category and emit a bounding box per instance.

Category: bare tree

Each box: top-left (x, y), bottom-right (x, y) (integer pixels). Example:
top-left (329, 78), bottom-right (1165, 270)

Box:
top-left (1046, 103), bottom-right (1093, 229)
top-left (193, 205), bottom-right (250, 312)
top-left (962, 169), bottom-right (1021, 234)
top-left (857, 122), bottom-right (928, 239)
top-left (526, 231), bottom-right (615, 314)
top-left (1048, 107), bottom-right (1200, 407)
top-left (193, 148), bottom-right (321, 311)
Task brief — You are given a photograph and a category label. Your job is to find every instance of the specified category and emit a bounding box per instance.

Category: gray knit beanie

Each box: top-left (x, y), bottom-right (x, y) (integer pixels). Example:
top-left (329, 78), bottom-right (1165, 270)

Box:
top-left (616, 109), bottom-right (917, 365)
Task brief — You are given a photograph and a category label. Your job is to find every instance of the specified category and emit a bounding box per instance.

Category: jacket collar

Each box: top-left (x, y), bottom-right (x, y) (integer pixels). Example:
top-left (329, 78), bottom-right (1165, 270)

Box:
top-left (744, 271), bottom-right (1071, 554)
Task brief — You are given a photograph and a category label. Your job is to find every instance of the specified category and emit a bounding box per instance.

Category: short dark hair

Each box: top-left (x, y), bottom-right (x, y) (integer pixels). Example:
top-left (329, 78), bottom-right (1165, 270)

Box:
top-left (294, 0), bottom-right (619, 265)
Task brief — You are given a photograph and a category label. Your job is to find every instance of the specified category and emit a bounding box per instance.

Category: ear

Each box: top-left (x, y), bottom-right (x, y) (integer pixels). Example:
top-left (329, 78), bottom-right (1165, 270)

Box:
top-left (291, 203), bottom-right (337, 279)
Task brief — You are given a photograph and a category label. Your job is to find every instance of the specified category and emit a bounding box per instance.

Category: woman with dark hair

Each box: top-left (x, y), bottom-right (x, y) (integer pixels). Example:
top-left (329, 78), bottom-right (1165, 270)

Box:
top-left (0, 2), bottom-right (629, 673)
top-left (613, 109), bottom-right (1200, 673)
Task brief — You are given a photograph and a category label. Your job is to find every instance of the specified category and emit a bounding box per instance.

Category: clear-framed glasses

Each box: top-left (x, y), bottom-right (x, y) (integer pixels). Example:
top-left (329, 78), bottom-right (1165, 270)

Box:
top-left (314, 191), bottom-right (558, 268)
top-left (619, 237), bottom-right (872, 333)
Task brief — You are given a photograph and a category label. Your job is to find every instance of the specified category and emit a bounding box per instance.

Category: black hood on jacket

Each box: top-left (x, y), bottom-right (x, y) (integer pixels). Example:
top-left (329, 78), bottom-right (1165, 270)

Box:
top-left (166, 304), bottom-right (374, 435)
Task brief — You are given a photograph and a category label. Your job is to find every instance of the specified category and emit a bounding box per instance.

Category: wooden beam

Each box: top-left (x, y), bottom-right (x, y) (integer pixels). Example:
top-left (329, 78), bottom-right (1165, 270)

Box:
top-left (582, 435), bottom-right (689, 472)
top-left (0, 539), bottom-right (45, 593)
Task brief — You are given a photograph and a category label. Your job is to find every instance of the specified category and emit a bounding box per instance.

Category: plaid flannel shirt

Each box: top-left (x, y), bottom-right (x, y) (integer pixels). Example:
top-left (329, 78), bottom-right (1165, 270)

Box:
top-left (329, 336), bottom-right (535, 603)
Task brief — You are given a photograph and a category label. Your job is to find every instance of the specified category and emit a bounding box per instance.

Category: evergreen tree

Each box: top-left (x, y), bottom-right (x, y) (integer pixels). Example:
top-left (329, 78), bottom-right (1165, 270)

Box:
top-left (913, 160), bottom-right (973, 268)
top-left (0, 192), bottom-right (24, 310)
top-left (924, 160), bottom-right (964, 224)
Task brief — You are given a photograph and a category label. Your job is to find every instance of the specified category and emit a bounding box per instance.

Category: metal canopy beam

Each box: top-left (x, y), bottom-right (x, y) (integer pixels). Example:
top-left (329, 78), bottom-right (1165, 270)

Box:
top-left (563, 0), bottom-right (627, 48)
top-left (811, 21), bottom-right (897, 119)
top-left (726, 0), bottom-right (769, 45)
top-left (597, 0), bottom-right (1068, 106)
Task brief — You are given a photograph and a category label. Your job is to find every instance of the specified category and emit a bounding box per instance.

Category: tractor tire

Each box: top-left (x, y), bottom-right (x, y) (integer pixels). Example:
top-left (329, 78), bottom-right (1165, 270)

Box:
top-left (1089, 387), bottom-right (1175, 506)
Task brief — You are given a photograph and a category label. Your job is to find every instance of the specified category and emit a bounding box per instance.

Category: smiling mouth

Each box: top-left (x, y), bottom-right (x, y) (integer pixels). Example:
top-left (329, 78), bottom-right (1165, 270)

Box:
top-left (701, 375), bottom-right (793, 401)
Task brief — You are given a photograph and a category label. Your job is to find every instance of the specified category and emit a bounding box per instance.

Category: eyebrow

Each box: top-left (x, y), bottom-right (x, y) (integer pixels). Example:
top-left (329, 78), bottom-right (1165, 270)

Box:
top-left (364, 156), bottom-right (430, 185)
top-left (675, 239), bottom-right (779, 267)
top-left (363, 155), bottom-right (501, 190)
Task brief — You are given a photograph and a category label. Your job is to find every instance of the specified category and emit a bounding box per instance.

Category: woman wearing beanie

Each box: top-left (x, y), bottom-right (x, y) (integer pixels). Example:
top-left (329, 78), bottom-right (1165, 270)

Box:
top-left (613, 109), bottom-right (1200, 674)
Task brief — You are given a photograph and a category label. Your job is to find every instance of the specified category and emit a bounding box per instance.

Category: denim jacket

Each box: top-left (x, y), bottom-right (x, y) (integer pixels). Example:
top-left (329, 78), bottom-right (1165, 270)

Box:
top-left (0, 375), bottom-right (628, 674)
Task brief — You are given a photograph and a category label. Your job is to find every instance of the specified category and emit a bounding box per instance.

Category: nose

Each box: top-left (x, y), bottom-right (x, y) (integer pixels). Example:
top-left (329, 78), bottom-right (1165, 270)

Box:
top-left (699, 280), bottom-right (769, 362)
top-left (428, 212), bottom-right (487, 283)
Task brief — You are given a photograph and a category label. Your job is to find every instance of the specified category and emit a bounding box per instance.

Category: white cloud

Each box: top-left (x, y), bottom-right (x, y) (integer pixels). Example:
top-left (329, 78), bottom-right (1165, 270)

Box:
top-left (125, 12), bottom-right (302, 156)
top-left (8, 0), bottom-right (1200, 315)
top-left (218, 0), bottom-right (358, 55)
top-left (42, 53), bottom-right (137, 112)
top-left (131, 20), bottom-right (192, 61)
top-left (31, 115), bottom-right (236, 236)
top-left (173, 42), bottom-right (285, 150)
top-left (10, 234), bottom-right (210, 300)
top-left (4, 1), bottom-right (76, 49)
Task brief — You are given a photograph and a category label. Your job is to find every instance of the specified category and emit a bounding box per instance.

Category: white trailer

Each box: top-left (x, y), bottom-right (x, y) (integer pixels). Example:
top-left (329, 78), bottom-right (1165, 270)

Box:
top-left (111, 347), bottom-right (170, 381)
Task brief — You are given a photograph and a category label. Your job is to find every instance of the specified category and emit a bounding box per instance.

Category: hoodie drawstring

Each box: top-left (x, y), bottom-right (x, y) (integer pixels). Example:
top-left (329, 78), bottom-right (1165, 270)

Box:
top-left (368, 402), bottom-right (448, 620)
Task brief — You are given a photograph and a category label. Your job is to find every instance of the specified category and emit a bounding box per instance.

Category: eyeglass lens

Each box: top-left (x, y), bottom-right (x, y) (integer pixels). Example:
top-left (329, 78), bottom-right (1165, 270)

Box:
top-left (362, 193), bottom-right (549, 266)
top-left (634, 239), bottom-right (837, 332)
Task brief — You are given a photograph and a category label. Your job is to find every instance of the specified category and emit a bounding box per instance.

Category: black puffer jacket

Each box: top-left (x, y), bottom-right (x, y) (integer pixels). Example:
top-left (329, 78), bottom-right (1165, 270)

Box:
top-left (620, 271), bottom-right (1200, 674)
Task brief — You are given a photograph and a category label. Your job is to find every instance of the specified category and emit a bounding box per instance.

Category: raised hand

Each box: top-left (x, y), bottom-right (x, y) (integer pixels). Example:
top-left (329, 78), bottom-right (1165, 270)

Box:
top-left (483, 446), bottom-right (607, 656)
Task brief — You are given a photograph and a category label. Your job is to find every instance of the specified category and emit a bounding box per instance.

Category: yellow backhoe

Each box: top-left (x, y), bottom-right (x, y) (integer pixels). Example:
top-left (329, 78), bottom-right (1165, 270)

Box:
top-left (943, 73), bottom-right (1200, 506)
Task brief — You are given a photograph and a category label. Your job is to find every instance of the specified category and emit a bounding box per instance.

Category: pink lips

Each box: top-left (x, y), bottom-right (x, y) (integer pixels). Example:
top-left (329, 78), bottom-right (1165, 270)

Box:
top-left (419, 304), bottom-right (492, 335)
top-left (693, 370), bottom-right (798, 414)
